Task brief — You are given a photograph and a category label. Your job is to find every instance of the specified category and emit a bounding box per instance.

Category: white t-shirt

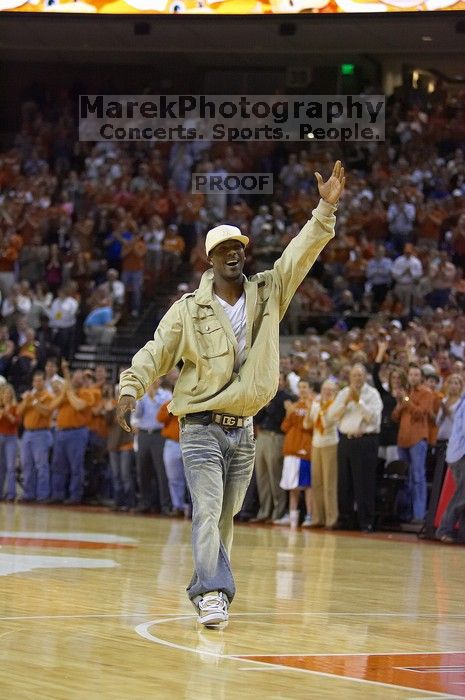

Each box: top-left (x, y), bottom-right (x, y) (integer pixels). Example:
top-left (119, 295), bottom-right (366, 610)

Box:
top-left (215, 293), bottom-right (246, 372)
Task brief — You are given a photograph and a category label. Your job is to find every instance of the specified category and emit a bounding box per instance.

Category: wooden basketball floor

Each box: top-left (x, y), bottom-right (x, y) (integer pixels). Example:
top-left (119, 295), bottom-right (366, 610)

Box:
top-left (1, 505), bottom-right (464, 699)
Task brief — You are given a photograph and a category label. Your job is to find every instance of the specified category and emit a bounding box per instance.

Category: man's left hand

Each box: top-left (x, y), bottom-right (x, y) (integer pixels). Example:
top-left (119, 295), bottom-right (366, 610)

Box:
top-left (315, 160), bottom-right (345, 206)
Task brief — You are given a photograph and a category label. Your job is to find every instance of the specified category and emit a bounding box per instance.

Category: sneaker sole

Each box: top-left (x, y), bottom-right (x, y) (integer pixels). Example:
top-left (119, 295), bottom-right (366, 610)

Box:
top-left (198, 612), bottom-right (229, 626)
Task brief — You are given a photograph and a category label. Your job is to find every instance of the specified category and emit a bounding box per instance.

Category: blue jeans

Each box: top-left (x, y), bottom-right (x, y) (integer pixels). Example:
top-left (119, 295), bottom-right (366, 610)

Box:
top-left (180, 421), bottom-right (255, 606)
top-left (163, 439), bottom-right (186, 510)
top-left (121, 270), bottom-right (143, 313)
top-left (21, 430), bottom-right (53, 501)
top-left (109, 450), bottom-right (135, 507)
top-left (398, 439), bottom-right (428, 520)
top-left (51, 428), bottom-right (89, 502)
top-left (436, 457), bottom-right (465, 540)
top-left (0, 434), bottom-right (18, 500)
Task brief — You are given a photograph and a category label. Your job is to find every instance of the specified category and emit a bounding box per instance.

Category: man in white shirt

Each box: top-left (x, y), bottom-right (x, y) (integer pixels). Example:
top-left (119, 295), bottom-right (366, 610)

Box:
top-left (48, 286), bottom-right (79, 360)
top-left (328, 363), bottom-right (383, 532)
top-left (387, 192), bottom-right (416, 253)
top-left (392, 243), bottom-right (423, 314)
top-left (98, 269), bottom-right (125, 308)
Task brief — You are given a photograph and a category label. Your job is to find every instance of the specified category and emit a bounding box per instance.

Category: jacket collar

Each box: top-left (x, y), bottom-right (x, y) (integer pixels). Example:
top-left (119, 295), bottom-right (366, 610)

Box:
top-left (194, 269), bottom-right (258, 355)
top-left (195, 269), bottom-right (251, 306)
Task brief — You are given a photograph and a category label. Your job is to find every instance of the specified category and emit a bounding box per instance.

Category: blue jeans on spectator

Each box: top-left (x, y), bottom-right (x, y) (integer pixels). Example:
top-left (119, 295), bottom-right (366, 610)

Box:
top-left (121, 270), bottom-right (143, 313)
top-left (109, 450), bottom-right (135, 508)
top-left (163, 439), bottom-right (186, 511)
top-left (180, 421), bottom-right (255, 606)
top-left (51, 428), bottom-right (89, 503)
top-left (21, 430), bottom-right (53, 501)
top-left (436, 456), bottom-right (465, 541)
top-left (398, 439), bottom-right (428, 521)
top-left (0, 434), bottom-right (18, 500)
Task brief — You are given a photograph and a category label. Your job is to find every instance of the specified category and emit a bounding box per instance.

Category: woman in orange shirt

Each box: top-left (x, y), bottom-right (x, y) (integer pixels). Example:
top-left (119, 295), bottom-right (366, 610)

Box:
top-left (0, 383), bottom-right (20, 502)
top-left (279, 379), bottom-right (314, 528)
top-left (157, 400), bottom-right (187, 516)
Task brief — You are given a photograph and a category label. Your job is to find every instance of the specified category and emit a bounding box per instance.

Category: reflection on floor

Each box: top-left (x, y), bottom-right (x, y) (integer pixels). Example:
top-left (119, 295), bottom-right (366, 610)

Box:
top-left (0, 504), bottom-right (464, 699)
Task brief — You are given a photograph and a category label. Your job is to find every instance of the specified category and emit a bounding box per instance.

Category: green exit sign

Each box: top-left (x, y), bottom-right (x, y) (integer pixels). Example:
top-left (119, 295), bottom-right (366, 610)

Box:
top-left (341, 64), bottom-right (355, 76)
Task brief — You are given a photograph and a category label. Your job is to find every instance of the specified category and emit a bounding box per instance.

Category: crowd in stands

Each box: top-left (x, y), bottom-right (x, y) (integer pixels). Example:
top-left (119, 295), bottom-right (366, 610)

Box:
top-left (0, 79), bottom-right (464, 540)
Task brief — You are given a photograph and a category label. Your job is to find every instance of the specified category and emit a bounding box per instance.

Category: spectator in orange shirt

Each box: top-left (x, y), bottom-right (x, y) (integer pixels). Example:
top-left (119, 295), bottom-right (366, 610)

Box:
top-left (157, 398), bottom-right (187, 517)
top-left (392, 364), bottom-right (437, 523)
top-left (48, 362), bottom-right (95, 505)
top-left (279, 379), bottom-right (314, 528)
top-left (0, 230), bottom-right (22, 296)
top-left (163, 224), bottom-right (185, 275)
top-left (17, 370), bottom-right (53, 503)
top-left (0, 383), bottom-right (20, 502)
top-left (121, 231), bottom-right (147, 318)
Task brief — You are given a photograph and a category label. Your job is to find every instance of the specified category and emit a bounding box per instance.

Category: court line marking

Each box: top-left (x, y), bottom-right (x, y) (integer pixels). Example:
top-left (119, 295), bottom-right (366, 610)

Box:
top-left (0, 628), bottom-right (26, 640)
top-left (0, 613), bottom-right (180, 621)
top-left (134, 615), bottom-right (465, 699)
top-left (3, 611), bottom-right (464, 622)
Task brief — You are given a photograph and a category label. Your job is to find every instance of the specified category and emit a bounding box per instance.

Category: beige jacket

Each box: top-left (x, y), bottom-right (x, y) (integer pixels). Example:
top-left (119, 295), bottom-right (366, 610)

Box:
top-left (119, 199), bottom-right (336, 417)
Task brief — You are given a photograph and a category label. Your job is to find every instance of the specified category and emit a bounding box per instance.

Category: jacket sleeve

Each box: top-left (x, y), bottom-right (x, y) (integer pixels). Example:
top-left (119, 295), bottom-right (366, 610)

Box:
top-left (119, 303), bottom-right (184, 400)
top-left (372, 362), bottom-right (387, 398)
top-left (270, 199), bottom-right (336, 319)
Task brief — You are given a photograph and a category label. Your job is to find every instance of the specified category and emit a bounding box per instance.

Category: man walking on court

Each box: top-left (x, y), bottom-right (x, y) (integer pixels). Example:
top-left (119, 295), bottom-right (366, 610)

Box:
top-left (117, 161), bottom-right (344, 628)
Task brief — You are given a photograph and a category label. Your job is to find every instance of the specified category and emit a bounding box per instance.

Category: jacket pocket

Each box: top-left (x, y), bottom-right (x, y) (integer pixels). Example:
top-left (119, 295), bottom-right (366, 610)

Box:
top-left (194, 318), bottom-right (228, 359)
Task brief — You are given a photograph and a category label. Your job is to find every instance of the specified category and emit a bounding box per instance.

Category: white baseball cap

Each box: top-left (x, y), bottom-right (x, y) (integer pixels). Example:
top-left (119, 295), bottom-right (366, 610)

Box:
top-left (205, 224), bottom-right (249, 257)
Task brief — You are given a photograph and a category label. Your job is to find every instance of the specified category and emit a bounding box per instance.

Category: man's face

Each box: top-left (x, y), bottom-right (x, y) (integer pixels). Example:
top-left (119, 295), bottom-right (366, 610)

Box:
top-left (209, 240), bottom-right (245, 282)
top-left (408, 368), bottom-right (422, 387)
top-left (298, 381), bottom-right (311, 401)
top-left (72, 371), bottom-right (84, 389)
top-left (95, 366), bottom-right (107, 383)
top-left (425, 376), bottom-right (439, 392)
top-left (350, 366), bottom-right (365, 391)
top-left (437, 352), bottom-right (451, 370)
top-left (45, 360), bottom-right (57, 376)
top-left (33, 375), bottom-right (45, 392)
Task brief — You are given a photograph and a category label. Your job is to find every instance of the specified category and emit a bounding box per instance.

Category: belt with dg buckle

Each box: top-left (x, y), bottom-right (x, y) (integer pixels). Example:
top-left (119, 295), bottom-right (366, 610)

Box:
top-left (181, 411), bottom-right (247, 429)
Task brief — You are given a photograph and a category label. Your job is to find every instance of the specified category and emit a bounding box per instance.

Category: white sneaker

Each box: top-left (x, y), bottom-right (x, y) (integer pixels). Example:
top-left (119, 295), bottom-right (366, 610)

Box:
top-left (301, 515), bottom-right (312, 528)
top-left (290, 509), bottom-right (300, 529)
top-left (273, 513), bottom-right (290, 526)
top-left (198, 591), bottom-right (229, 627)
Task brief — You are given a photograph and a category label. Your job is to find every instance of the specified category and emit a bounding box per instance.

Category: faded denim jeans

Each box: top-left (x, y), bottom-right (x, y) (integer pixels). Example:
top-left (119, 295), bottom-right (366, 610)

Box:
top-left (180, 421), bottom-right (255, 607)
